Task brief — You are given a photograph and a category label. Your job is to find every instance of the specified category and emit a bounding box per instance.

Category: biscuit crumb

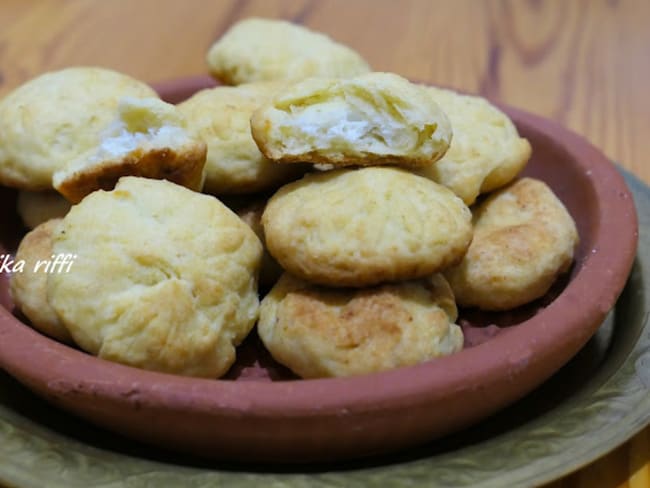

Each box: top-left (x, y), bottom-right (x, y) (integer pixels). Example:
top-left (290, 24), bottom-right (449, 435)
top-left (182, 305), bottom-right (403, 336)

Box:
top-left (251, 73), bottom-right (452, 168)
top-left (53, 97), bottom-right (206, 203)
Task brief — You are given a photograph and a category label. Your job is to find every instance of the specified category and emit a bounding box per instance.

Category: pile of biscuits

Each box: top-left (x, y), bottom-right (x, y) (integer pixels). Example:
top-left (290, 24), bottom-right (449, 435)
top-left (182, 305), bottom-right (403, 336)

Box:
top-left (1, 18), bottom-right (579, 379)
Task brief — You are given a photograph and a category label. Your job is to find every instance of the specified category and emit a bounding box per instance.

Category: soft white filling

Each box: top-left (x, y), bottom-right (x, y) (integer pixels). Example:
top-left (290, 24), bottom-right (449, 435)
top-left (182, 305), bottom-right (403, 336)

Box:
top-left (296, 106), bottom-right (370, 140)
top-left (285, 100), bottom-right (418, 153)
top-left (53, 97), bottom-right (195, 191)
top-left (94, 125), bottom-right (189, 161)
top-left (57, 124), bottom-right (191, 181)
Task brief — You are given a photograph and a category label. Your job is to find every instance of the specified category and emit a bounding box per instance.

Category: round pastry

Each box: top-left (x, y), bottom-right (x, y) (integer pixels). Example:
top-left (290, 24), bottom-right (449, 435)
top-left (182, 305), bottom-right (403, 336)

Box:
top-left (53, 96), bottom-right (207, 203)
top-left (47, 177), bottom-right (263, 378)
top-left (418, 86), bottom-right (531, 205)
top-left (16, 191), bottom-right (72, 229)
top-left (258, 273), bottom-right (464, 378)
top-left (445, 178), bottom-right (579, 311)
top-left (262, 167), bottom-right (473, 287)
top-left (0, 67), bottom-right (158, 190)
top-left (9, 219), bottom-right (72, 343)
top-left (178, 83), bottom-right (307, 195)
top-left (235, 199), bottom-right (284, 289)
top-left (206, 17), bottom-right (370, 85)
top-left (250, 73), bottom-right (452, 168)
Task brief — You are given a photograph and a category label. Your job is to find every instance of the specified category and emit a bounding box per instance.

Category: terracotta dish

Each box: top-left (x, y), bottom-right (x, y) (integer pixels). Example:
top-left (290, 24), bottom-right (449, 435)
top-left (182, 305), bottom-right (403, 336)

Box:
top-left (0, 76), bottom-right (638, 463)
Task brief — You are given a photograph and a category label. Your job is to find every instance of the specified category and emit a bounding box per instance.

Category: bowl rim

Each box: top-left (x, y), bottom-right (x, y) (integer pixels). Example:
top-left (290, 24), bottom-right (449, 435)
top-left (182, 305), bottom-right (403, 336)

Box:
top-left (0, 77), bottom-right (639, 419)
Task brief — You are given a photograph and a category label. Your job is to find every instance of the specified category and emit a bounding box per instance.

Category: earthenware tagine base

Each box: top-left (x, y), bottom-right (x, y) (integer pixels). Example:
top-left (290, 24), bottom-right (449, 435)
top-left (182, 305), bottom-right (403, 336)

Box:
top-left (0, 77), bottom-right (638, 463)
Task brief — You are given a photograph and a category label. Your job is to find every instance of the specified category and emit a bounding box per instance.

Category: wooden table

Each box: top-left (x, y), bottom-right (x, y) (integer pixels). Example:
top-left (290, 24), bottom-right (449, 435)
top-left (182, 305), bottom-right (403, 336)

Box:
top-left (0, 1), bottom-right (648, 486)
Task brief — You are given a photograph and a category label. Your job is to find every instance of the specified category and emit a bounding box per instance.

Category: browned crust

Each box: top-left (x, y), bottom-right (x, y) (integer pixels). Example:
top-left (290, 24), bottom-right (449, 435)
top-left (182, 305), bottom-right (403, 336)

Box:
top-left (281, 288), bottom-right (415, 348)
top-left (22, 217), bottom-right (59, 248)
top-left (252, 135), bottom-right (444, 169)
top-left (207, 67), bottom-right (237, 87)
top-left (260, 147), bottom-right (439, 168)
top-left (55, 142), bottom-right (207, 203)
top-left (10, 218), bottom-right (74, 344)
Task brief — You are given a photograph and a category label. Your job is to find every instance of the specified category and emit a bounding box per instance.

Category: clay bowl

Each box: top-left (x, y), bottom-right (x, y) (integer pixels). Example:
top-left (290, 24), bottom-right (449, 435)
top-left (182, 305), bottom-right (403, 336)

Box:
top-left (0, 76), bottom-right (638, 464)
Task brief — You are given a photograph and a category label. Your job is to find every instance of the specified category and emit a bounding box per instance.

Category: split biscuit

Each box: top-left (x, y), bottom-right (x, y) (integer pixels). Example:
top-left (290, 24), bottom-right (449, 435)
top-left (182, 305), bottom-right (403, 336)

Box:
top-left (10, 219), bottom-right (73, 343)
top-left (258, 273), bottom-right (464, 378)
top-left (178, 83), bottom-right (306, 195)
top-left (419, 87), bottom-right (531, 205)
top-left (206, 18), bottom-right (370, 85)
top-left (262, 167), bottom-right (473, 287)
top-left (53, 97), bottom-right (207, 203)
top-left (0, 67), bottom-right (157, 190)
top-left (251, 73), bottom-right (452, 168)
top-left (16, 191), bottom-right (71, 229)
top-left (47, 177), bottom-right (263, 378)
top-left (445, 178), bottom-right (579, 311)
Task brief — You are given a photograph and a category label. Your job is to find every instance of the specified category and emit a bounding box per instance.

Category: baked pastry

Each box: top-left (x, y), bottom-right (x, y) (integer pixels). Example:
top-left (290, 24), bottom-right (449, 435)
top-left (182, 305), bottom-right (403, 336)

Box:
top-left (251, 73), bottom-right (452, 168)
top-left (419, 87), bottom-right (531, 205)
top-left (445, 178), bottom-right (579, 310)
top-left (235, 199), bottom-right (284, 289)
top-left (263, 167), bottom-right (473, 287)
top-left (10, 219), bottom-right (72, 343)
top-left (16, 191), bottom-right (71, 229)
top-left (258, 273), bottom-right (463, 378)
top-left (47, 177), bottom-right (263, 378)
top-left (0, 67), bottom-right (157, 190)
top-left (178, 83), bottom-right (307, 195)
top-left (53, 97), bottom-right (207, 203)
top-left (206, 18), bottom-right (370, 85)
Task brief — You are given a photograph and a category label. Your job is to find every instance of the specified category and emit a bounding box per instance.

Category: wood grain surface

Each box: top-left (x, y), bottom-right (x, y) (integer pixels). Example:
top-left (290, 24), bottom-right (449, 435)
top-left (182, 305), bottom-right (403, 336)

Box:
top-left (0, 1), bottom-right (648, 487)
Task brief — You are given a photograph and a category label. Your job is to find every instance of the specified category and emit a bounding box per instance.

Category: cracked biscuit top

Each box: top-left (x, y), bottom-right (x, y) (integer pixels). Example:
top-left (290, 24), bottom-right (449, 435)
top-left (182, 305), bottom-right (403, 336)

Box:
top-left (262, 167), bottom-right (472, 287)
top-left (47, 177), bottom-right (263, 378)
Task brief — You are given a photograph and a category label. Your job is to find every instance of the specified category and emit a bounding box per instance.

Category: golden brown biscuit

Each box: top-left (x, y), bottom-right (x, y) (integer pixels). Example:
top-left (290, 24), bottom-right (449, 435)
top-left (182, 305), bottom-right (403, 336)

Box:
top-left (53, 97), bottom-right (206, 203)
top-left (177, 83), bottom-right (307, 195)
top-left (47, 177), bottom-right (263, 378)
top-left (235, 199), bottom-right (284, 289)
top-left (418, 87), bottom-right (531, 205)
top-left (0, 67), bottom-right (157, 190)
top-left (263, 167), bottom-right (473, 287)
top-left (206, 18), bottom-right (370, 85)
top-left (445, 178), bottom-right (579, 311)
top-left (251, 73), bottom-right (452, 168)
top-left (258, 273), bottom-right (463, 378)
top-left (10, 219), bottom-right (72, 343)
top-left (16, 191), bottom-right (71, 229)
